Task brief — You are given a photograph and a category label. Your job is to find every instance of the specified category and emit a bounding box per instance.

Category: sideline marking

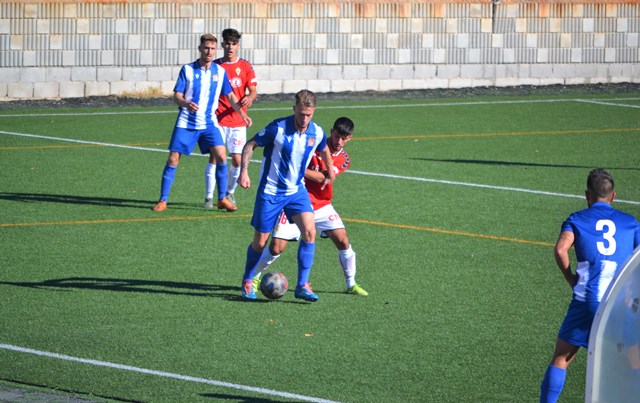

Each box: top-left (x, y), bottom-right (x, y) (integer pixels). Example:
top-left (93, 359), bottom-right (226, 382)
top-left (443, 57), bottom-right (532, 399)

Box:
top-left (1, 96), bottom-right (639, 118)
top-left (0, 343), bottom-right (340, 403)
top-left (1, 130), bottom-right (639, 206)
top-left (343, 218), bottom-right (555, 247)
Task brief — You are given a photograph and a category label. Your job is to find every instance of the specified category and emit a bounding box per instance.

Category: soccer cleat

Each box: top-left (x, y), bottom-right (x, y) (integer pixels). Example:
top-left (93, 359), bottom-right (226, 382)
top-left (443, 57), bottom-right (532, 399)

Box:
top-left (241, 279), bottom-right (257, 300)
top-left (152, 200), bottom-right (167, 212)
top-left (294, 283), bottom-right (319, 302)
top-left (347, 284), bottom-right (369, 296)
top-left (203, 198), bottom-right (214, 209)
top-left (225, 192), bottom-right (236, 206)
top-left (252, 272), bottom-right (262, 295)
top-left (217, 197), bottom-right (238, 212)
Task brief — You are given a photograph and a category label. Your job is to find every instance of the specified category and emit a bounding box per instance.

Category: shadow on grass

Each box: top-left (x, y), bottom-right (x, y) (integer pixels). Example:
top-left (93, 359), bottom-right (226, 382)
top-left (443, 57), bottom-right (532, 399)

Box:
top-left (0, 277), bottom-right (312, 304)
top-left (0, 192), bottom-right (195, 210)
top-left (411, 158), bottom-right (640, 171)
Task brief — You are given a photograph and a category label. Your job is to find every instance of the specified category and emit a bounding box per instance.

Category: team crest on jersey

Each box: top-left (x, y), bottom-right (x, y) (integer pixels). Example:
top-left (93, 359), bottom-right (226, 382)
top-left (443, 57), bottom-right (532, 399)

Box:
top-left (307, 137), bottom-right (315, 147)
top-left (235, 67), bottom-right (242, 75)
top-left (230, 77), bottom-right (242, 88)
top-left (212, 74), bottom-right (219, 81)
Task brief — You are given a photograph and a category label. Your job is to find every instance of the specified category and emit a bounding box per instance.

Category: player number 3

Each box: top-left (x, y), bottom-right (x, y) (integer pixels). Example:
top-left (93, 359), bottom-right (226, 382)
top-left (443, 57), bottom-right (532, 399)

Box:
top-left (596, 219), bottom-right (616, 256)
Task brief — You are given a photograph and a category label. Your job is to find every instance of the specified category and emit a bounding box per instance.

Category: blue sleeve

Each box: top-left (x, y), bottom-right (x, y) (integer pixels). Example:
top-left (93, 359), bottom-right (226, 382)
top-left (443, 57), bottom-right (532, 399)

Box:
top-left (173, 66), bottom-right (187, 93)
top-left (634, 218), bottom-right (640, 248)
top-left (221, 70), bottom-right (233, 96)
top-left (253, 121), bottom-right (278, 147)
top-left (316, 128), bottom-right (328, 151)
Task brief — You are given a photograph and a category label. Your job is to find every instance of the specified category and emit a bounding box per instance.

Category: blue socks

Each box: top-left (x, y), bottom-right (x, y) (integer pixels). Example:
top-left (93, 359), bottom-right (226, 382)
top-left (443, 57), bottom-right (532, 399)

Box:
top-left (540, 365), bottom-right (566, 403)
top-left (159, 164), bottom-right (177, 202)
top-left (215, 163), bottom-right (228, 201)
top-left (297, 240), bottom-right (315, 287)
top-left (243, 244), bottom-right (262, 281)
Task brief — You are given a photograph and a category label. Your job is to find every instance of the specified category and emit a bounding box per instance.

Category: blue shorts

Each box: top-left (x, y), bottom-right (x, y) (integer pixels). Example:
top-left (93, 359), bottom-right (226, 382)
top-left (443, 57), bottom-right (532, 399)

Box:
top-left (558, 299), bottom-right (600, 348)
top-left (251, 188), bottom-right (314, 233)
top-left (168, 126), bottom-right (224, 156)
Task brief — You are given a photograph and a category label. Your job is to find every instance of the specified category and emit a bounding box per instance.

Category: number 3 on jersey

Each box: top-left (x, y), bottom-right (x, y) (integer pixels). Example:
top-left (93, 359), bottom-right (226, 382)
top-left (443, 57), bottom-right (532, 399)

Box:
top-left (596, 219), bottom-right (616, 255)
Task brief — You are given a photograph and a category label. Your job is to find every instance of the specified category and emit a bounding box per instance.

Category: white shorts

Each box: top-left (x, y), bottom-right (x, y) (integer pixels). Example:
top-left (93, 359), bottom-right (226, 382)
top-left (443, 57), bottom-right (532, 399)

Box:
top-left (271, 204), bottom-right (345, 241)
top-left (221, 126), bottom-right (247, 155)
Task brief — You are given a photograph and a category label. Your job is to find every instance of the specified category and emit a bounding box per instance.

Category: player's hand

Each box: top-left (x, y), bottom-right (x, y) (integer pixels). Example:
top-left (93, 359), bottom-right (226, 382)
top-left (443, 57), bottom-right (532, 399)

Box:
top-left (243, 115), bottom-right (253, 128)
top-left (187, 101), bottom-right (199, 113)
top-left (320, 166), bottom-right (336, 190)
top-left (238, 172), bottom-right (251, 189)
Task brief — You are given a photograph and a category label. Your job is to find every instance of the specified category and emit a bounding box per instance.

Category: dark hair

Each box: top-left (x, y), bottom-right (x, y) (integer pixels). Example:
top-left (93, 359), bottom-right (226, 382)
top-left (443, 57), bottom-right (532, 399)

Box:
top-left (332, 117), bottom-right (354, 137)
top-left (587, 168), bottom-right (615, 199)
top-left (200, 34), bottom-right (217, 45)
top-left (222, 28), bottom-right (242, 43)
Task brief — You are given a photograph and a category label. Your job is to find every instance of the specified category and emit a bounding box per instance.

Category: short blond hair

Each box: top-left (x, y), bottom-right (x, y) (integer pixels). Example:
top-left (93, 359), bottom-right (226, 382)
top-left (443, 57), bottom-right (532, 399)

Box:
top-left (200, 34), bottom-right (217, 45)
top-left (295, 89), bottom-right (317, 109)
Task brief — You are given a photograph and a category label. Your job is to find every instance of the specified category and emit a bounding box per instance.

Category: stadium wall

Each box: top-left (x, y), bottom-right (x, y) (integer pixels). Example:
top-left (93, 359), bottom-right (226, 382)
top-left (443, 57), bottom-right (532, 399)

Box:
top-left (0, 0), bottom-right (638, 100)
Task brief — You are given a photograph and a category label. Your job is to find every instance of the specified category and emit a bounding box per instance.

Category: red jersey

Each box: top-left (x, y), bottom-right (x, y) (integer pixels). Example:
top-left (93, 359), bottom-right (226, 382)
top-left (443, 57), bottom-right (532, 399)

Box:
top-left (306, 148), bottom-right (350, 210)
top-left (214, 58), bottom-right (257, 127)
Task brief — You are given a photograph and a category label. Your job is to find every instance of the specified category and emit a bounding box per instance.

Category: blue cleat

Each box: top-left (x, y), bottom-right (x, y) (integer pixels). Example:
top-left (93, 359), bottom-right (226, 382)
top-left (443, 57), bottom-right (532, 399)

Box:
top-left (241, 279), bottom-right (257, 300)
top-left (294, 283), bottom-right (319, 302)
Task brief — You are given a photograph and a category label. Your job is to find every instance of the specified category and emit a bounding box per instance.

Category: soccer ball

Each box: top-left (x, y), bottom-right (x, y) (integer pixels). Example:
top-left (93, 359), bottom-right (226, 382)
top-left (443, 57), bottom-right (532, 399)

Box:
top-left (259, 272), bottom-right (289, 300)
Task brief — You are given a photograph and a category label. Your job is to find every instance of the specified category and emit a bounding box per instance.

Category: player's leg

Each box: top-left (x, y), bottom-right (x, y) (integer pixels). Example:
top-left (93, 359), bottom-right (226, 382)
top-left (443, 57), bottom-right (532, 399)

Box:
top-left (225, 126), bottom-right (246, 205)
top-left (242, 193), bottom-right (286, 299)
top-left (203, 153), bottom-right (216, 209)
top-left (540, 338), bottom-right (579, 403)
top-left (289, 211), bottom-right (318, 301)
top-left (253, 210), bottom-right (299, 289)
top-left (154, 127), bottom-right (198, 211)
top-left (200, 128), bottom-right (236, 212)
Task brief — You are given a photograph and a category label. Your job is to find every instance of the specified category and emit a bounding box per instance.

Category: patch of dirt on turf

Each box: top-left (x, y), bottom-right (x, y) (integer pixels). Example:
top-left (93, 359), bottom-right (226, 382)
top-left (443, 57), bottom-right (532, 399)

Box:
top-left (1, 83), bottom-right (639, 110)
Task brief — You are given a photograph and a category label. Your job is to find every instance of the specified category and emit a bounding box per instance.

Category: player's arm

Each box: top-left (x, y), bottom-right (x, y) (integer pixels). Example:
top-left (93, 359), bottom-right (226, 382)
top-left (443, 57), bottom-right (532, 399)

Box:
top-left (226, 92), bottom-right (252, 127)
top-left (318, 145), bottom-right (335, 189)
top-left (174, 91), bottom-right (198, 112)
top-left (238, 137), bottom-right (258, 189)
top-left (241, 85), bottom-right (257, 109)
top-left (304, 168), bottom-right (327, 183)
top-left (554, 230), bottom-right (577, 288)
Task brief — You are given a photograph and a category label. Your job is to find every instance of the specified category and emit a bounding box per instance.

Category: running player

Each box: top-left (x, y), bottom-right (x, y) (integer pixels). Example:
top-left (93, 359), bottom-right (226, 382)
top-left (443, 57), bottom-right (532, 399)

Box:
top-left (253, 117), bottom-right (368, 296)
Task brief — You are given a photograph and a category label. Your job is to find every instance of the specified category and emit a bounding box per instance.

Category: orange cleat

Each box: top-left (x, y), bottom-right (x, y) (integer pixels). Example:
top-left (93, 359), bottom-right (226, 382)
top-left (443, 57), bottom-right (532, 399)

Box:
top-left (152, 200), bottom-right (167, 212)
top-left (216, 197), bottom-right (238, 212)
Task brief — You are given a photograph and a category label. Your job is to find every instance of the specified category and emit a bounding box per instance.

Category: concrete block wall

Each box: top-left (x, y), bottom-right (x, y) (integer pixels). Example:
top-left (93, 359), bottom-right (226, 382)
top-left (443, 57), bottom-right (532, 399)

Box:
top-left (0, 0), bottom-right (638, 100)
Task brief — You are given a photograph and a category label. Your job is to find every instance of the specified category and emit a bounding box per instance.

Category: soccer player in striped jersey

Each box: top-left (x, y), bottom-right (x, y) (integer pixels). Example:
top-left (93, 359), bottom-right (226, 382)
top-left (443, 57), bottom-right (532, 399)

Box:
top-left (152, 33), bottom-right (251, 212)
top-left (203, 28), bottom-right (258, 210)
top-left (540, 168), bottom-right (640, 403)
top-left (237, 90), bottom-right (335, 302)
top-left (253, 117), bottom-right (368, 296)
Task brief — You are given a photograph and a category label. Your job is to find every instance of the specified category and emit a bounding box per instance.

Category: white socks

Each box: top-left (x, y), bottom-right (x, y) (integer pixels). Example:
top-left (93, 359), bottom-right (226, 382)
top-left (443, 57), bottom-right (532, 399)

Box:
top-left (204, 163), bottom-right (216, 200)
top-left (338, 246), bottom-right (356, 288)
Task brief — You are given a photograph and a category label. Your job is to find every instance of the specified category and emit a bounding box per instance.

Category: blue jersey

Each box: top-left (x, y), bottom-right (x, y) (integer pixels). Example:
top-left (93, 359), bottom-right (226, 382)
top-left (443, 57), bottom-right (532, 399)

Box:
top-left (254, 116), bottom-right (327, 196)
top-left (561, 202), bottom-right (640, 302)
top-left (173, 61), bottom-right (232, 130)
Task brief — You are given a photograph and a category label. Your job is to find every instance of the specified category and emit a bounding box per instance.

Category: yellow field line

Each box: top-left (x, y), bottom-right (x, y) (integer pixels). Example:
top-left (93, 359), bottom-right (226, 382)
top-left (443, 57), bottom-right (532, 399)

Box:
top-left (0, 142), bottom-right (165, 151)
top-left (354, 127), bottom-right (640, 141)
top-left (0, 214), bottom-right (553, 247)
top-left (343, 217), bottom-right (555, 247)
top-left (0, 214), bottom-right (252, 228)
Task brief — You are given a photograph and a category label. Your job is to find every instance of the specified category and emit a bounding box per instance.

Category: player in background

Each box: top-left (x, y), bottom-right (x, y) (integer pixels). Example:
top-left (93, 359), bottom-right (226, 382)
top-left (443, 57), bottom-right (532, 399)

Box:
top-left (237, 90), bottom-right (335, 302)
top-left (153, 34), bottom-right (251, 212)
top-left (540, 168), bottom-right (640, 403)
top-left (252, 117), bottom-right (368, 296)
top-left (204, 28), bottom-right (258, 210)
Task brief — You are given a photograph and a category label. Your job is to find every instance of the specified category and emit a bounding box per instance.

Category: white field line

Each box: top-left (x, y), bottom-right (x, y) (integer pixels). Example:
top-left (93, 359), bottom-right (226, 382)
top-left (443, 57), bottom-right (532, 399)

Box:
top-left (1, 97), bottom-right (639, 118)
top-left (2, 130), bottom-right (639, 206)
top-left (575, 99), bottom-right (640, 109)
top-left (0, 343), bottom-right (340, 403)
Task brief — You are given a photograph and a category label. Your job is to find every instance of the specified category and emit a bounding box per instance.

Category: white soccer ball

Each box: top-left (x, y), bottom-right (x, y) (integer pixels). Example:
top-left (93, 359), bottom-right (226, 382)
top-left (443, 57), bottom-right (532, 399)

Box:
top-left (259, 272), bottom-right (289, 300)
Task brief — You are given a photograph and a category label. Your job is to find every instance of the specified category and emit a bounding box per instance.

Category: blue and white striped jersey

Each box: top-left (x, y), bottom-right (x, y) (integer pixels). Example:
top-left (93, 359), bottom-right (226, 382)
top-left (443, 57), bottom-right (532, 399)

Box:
top-left (254, 116), bottom-right (327, 196)
top-left (562, 202), bottom-right (640, 302)
top-left (173, 61), bottom-right (232, 130)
